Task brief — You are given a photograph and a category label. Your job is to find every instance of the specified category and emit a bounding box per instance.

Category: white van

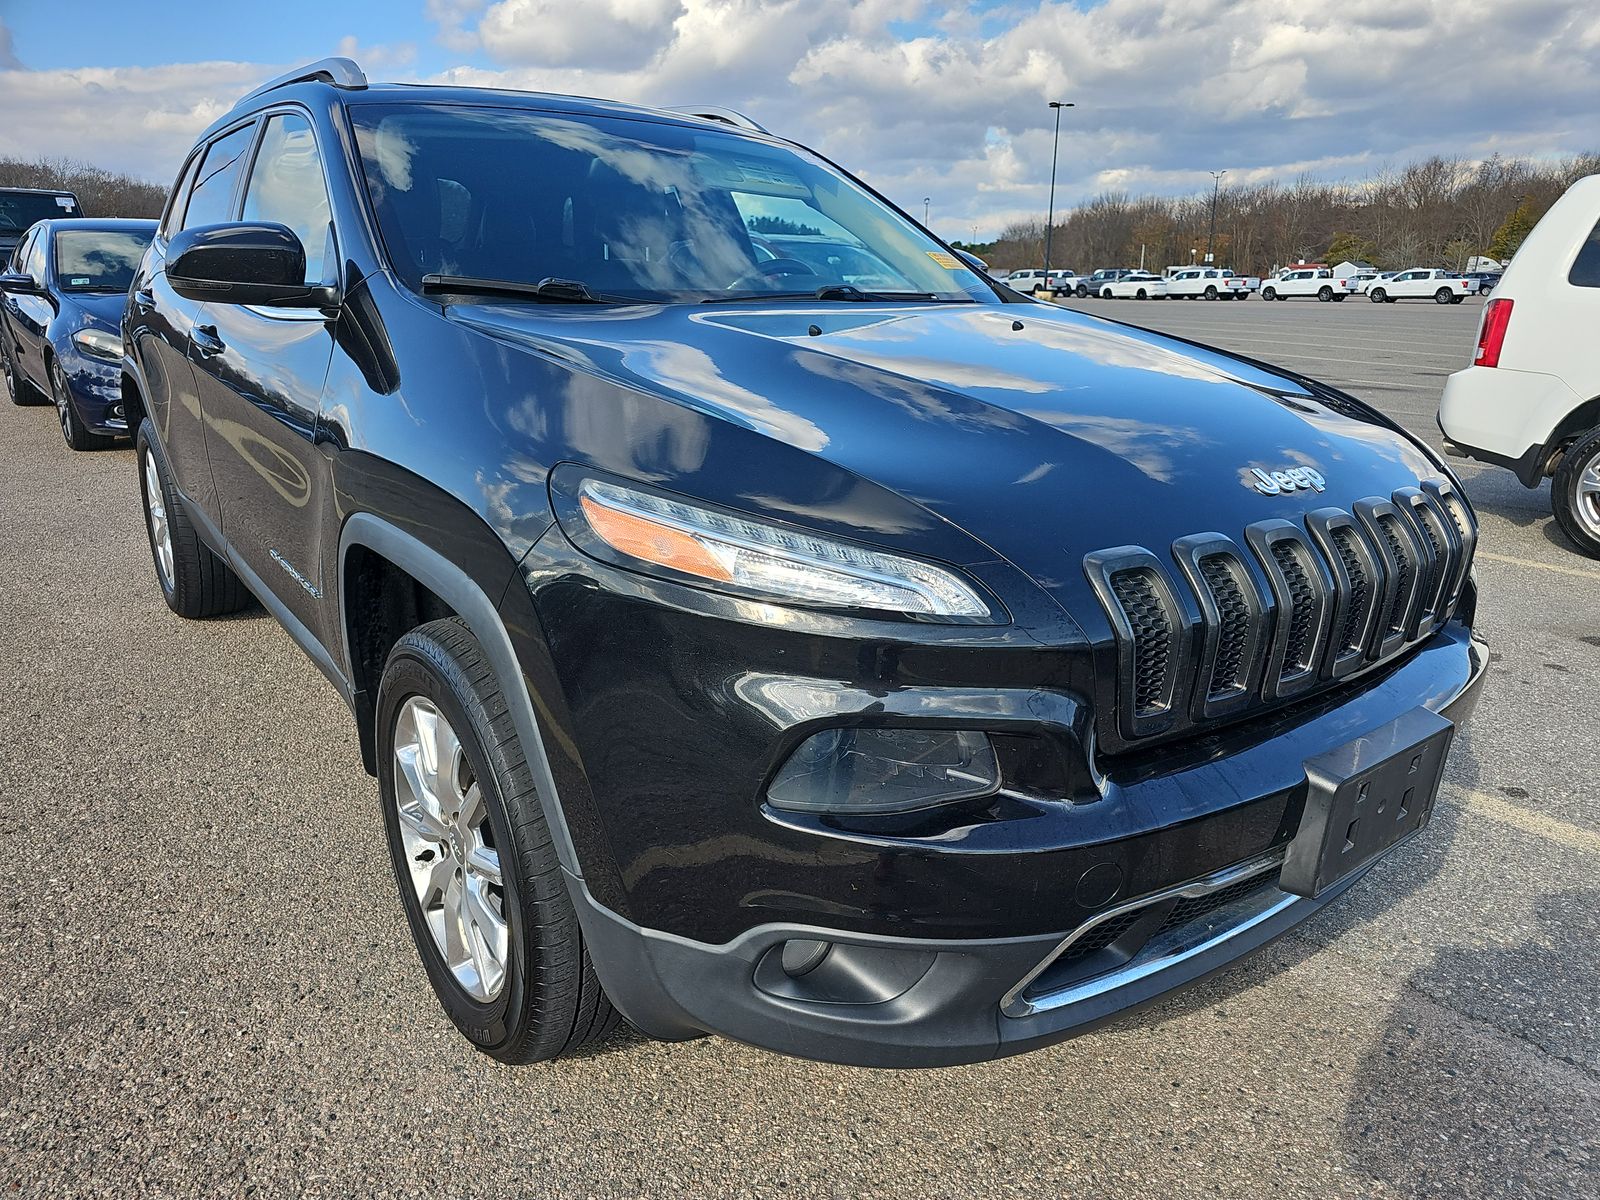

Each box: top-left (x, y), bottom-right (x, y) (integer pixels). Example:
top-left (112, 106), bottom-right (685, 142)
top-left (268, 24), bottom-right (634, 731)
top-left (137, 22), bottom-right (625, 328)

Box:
top-left (1439, 175), bottom-right (1600, 557)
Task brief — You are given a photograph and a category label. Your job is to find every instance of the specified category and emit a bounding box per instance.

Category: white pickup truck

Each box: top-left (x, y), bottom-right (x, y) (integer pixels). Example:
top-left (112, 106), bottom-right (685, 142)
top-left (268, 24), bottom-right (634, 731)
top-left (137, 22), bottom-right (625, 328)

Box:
top-left (1165, 267), bottom-right (1260, 300)
top-left (1366, 268), bottom-right (1474, 304)
top-left (1260, 267), bottom-right (1358, 302)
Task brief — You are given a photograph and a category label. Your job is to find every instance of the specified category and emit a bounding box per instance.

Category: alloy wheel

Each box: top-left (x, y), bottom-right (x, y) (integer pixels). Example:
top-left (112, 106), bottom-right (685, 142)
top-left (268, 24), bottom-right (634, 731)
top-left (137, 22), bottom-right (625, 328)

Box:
top-left (143, 450), bottom-right (174, 589)
top-left (1578, 451), bottom-right (1600, 540)
top-left (392, 695), bottom-right (508, 1002)
top-left (52, 362), bottom-right (72, 441)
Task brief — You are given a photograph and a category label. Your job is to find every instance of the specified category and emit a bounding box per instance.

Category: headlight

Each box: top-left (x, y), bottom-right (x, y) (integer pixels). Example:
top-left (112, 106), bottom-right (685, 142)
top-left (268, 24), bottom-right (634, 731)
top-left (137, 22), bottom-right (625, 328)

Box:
top-left (563, 477), bottom-right (993, 620)
top-left (72, 328), bottom-right (121, 363)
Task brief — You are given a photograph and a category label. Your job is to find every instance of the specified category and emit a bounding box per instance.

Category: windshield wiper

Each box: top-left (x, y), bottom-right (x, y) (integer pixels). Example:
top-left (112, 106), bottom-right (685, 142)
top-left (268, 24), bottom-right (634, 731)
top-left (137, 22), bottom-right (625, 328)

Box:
top-left (706, 285), bottom-right (968, 304)
top-left (420, 274), bottom-right (635, 304)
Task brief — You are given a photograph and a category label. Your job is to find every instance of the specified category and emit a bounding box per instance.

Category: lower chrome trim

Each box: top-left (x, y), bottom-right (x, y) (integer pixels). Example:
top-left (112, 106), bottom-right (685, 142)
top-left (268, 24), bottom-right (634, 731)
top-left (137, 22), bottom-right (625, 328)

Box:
top-left (1001, 849), bottom-right (1290, 1018)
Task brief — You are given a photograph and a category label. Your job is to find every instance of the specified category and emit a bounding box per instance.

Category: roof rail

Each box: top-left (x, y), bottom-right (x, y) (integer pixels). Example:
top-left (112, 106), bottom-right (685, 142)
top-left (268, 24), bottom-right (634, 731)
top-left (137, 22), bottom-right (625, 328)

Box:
top-left (236, 57), bottom-right (368, 107)
top-left (662, 105), bottom-right (768, 134)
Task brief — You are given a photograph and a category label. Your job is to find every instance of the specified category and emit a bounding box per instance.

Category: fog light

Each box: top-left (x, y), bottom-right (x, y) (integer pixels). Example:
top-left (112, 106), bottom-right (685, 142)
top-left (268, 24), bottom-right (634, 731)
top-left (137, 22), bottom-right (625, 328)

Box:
top-left (767, 727), bottom-right (999, 815)
top-left (779, 939), bottom-right (831, 977)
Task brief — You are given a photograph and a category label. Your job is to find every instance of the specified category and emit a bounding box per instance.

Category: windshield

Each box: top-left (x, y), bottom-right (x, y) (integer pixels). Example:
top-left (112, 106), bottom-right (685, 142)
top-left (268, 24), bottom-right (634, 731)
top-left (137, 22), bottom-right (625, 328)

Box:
top-left (0, 191), bottom-right (78, 234)
top-left (53, 228), bottom-right (152, 292)
top-left (348, 103), bottom-right (993, 304)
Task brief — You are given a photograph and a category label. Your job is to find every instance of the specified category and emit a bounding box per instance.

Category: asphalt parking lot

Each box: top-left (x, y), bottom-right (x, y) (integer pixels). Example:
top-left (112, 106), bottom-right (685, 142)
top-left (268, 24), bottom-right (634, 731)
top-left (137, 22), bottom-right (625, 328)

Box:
top-left (3, 297), bottom-right (1597, 1198)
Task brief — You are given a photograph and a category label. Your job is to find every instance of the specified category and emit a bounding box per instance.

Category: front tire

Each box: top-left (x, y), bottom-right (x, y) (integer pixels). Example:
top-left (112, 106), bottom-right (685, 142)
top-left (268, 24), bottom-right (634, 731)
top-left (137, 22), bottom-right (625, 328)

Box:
top-left (136, 419), bottom-right (250, 618)
top-left (377, 618), bottom-right (621, 1063)
top-left (1370, 288), bottom-right (1387, 303)
top-left (51, 357), bottom-right (113, 451)
top-left (1075, 284), bottom-right (1088, 298)
top-left (1552, 426), bottom-right (1600, 559)
top-left (1262, 286), bottom-right (1277, 301)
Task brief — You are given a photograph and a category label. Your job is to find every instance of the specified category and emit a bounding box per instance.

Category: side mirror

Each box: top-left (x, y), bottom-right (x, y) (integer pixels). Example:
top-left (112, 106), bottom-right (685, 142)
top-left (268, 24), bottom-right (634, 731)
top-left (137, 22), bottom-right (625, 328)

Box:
top-left (166, 222), bottom-right (335, 307)
top-left (0, 273), bottom-right (41, 296)
top-left (952, 248), bottom-right (989, 273)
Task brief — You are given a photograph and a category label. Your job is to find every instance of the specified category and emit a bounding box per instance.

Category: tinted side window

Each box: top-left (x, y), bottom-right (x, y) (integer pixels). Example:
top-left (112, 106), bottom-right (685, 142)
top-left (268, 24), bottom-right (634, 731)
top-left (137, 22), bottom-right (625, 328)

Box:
top-left (1568, 216), bottom-right (1600, 288)
top-left (241, 113), bottom-right (333, 285)
top-left (181, 123), bottom-right (257, 232)
top-left (161, 153), bottom-right (203, 239)
top-left (22, 229), bottom-right (47, 282)
top-left (9, 228), bottom-right (34, 274)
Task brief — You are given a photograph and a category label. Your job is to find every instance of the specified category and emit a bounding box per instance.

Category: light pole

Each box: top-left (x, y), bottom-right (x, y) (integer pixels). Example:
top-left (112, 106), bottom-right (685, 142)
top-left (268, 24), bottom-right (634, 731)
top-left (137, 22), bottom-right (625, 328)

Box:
top-left (923, 197), bottom-right (931, 226)
top-left (1207, 169), bottom-right (1227, 264)
top-left (1043, 100), bottom-right (1074, 279)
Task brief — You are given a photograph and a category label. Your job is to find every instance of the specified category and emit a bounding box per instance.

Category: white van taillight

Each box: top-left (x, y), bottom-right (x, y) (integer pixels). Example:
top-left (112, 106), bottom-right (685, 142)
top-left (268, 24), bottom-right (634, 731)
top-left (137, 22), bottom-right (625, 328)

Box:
top-left (1475, 298), bottom-right (1514, 367)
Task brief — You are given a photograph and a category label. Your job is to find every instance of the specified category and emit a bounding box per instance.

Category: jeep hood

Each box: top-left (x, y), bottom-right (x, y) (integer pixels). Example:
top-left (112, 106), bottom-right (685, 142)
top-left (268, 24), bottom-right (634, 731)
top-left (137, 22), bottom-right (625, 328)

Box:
top-left (453, 300), bottom-right (1443, 619)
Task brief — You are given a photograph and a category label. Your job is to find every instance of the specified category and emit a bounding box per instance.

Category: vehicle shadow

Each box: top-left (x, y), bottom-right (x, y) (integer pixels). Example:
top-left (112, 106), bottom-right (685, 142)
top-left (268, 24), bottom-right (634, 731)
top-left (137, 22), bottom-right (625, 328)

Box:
top-left (1337, 887), bottom-right (1600, 1198)
top-left (1540, 519), bottom-right (1593, 558)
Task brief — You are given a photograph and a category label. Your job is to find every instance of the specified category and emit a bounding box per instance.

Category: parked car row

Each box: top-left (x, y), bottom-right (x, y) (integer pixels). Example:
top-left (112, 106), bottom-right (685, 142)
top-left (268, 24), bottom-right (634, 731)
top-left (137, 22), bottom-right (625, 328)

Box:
top-left (1000, 260), bottom-right (1496, 305)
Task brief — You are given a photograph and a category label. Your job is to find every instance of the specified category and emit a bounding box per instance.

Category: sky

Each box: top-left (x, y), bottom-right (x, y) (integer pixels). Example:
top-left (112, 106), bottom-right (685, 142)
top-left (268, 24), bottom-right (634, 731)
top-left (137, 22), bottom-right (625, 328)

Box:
top-left (2, 0), bottom-right (1599, 241)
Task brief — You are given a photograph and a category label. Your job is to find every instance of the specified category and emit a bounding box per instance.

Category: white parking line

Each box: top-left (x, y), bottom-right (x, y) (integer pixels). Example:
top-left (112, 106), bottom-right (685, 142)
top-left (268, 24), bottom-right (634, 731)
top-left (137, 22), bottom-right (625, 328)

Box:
top-left (1476, 550), bottom-right (1600, 579)
top-left (1449, 786), bottom-right (1600, 856)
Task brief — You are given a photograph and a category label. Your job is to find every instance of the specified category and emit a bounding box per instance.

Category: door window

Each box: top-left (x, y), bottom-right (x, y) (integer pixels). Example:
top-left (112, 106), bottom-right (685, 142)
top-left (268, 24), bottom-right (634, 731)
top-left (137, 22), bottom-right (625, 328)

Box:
top-left (22, 229), bottom-right (46, 283)
top-left (9, 228), bottom-right (35, 275)
top-left (242, 113), bottom-right (334, 285)
top-left (181, 123), bottom-right (258, 231)
top-left (161, 152), bottom-right (203, 239)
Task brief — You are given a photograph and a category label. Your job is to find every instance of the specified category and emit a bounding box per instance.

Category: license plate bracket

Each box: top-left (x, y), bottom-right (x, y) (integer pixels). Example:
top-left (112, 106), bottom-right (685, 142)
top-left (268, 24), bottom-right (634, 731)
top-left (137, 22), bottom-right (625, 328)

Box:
top-left (1281, 707), bottom-right (1454, 899)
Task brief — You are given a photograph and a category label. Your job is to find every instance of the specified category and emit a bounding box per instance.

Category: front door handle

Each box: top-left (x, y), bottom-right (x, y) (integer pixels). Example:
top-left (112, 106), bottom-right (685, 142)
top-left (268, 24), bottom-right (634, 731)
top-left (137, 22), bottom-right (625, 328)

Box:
top-left (132, 288), bottom-right (155, 312)
top-left (193, 324), bottom-right (225, 358)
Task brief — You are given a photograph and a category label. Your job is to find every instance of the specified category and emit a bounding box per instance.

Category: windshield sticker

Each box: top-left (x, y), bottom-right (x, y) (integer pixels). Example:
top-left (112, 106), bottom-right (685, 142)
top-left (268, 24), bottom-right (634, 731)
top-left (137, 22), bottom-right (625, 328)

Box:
top-left (926, 251), bottom-right (962, 270)
top-left (54, 196), bottom-right (75, 209)
top-left (70, 277), bottom-right (90, 286)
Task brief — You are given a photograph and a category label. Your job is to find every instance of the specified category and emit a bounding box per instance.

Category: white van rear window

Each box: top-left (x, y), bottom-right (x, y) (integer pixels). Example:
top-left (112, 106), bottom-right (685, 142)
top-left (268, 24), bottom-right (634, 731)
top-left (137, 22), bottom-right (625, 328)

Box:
top-left (1569, 217), bottom-right (1600, 288)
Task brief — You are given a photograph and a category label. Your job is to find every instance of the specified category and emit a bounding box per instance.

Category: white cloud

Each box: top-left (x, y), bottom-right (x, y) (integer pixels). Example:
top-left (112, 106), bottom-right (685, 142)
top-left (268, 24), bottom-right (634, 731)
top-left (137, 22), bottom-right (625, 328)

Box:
top-left (0, 18), bottom-right (21, 71)
top-left (0, 60), bottom-right (270, 182)
top-left (477, 0), bottom-right (684, 68)
top-left (335, 35), bottom-right (418, 71)
top-left (3, 0), bottom-right (1599, 240)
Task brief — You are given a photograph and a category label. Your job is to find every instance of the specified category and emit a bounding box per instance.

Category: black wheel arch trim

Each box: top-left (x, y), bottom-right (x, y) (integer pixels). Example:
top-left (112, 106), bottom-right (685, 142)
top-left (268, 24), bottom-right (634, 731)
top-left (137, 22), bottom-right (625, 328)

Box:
top-left (337, 511), bottom-right (584, 879)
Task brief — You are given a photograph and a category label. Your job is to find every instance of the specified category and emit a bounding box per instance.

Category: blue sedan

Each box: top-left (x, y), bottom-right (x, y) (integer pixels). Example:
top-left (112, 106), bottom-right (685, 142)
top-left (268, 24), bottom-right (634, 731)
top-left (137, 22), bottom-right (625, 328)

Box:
top-left (1, 218), bottom-right (156, 449)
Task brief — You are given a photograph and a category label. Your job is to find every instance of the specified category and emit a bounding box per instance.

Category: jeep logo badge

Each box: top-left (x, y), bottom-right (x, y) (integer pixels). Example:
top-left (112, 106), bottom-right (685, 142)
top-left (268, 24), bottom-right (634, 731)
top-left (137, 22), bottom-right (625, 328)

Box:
top-left (1248, 466), bottom-right (1327, 495)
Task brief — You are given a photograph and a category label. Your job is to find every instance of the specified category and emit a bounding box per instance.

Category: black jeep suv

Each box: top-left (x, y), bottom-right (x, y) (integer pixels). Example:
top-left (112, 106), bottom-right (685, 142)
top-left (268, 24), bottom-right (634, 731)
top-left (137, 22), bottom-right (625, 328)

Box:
top-left (125, 59), bottom-right (1487, 1068)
